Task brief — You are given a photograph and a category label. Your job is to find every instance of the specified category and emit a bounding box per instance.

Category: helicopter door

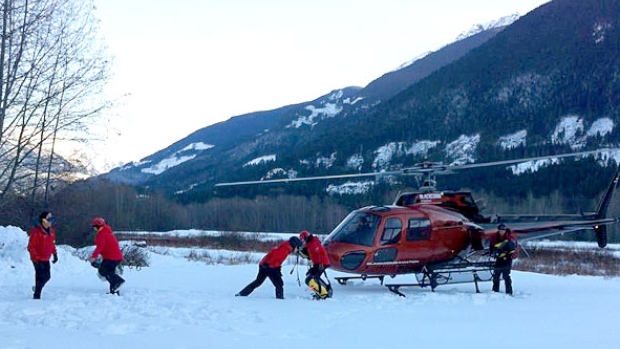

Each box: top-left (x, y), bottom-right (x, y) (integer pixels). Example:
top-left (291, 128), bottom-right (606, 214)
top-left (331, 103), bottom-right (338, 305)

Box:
top-left (398, 217), bottom-right (433, 265)
top-left (380, 218), bottom-right (402, 245)
top-left (373, 218), bottom-right (402, 264)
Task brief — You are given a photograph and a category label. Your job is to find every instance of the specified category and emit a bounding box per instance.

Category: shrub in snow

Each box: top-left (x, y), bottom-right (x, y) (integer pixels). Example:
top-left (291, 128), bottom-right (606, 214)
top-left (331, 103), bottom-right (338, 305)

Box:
top-left (121, 243), bottom-right (150, 268)
top-left (73, 240), bottom-right (150, 269)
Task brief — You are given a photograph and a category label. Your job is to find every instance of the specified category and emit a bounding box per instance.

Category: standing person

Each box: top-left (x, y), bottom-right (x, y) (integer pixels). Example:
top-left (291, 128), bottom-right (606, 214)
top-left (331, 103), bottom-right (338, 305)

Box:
top-left (236, 236), bottom-right (302, 299)
top-left (28, 211), bottom-right (59, 299)
top-left (299, 230), bottom-right (332, 299)
top-left (88, 217), bottom-right (125, 294)
top-left (489, 223), bottom-right (518, 295)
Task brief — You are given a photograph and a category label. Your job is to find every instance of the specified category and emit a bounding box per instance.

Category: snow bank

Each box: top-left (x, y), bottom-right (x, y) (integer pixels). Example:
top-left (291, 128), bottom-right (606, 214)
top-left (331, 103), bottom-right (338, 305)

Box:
top-left (0, 226), bottom-right (29, 265)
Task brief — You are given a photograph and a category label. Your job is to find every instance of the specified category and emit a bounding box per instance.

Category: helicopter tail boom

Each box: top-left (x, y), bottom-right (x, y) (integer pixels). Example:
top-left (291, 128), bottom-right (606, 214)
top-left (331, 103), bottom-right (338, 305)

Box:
top-left (591, 170), bottom-right (620, 247)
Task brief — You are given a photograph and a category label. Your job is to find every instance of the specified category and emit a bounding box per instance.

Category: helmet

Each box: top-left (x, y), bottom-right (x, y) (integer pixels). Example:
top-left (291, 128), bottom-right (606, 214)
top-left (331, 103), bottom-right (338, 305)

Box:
top-left (299, 230), bottom-right (310, 241)
top-left (91, 217), bottom-right (106, 228)
top-left (289, 236), bottom-right (302, 249)
top-left (497, 223), bottom-right (507, 231)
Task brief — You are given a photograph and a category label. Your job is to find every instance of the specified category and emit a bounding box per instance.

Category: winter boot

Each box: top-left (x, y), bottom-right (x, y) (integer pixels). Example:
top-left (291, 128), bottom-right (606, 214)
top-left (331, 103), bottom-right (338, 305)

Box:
top-left (275, 288), bottom-right (284, 299)
top-left (505, 278), bottom-right (513, 295)
top-left (33, 285), bottom-right (42, 299)
top-left (111, 280), bottom-right (125, 293)
top-left (492, 280), bottom-right (500, 292)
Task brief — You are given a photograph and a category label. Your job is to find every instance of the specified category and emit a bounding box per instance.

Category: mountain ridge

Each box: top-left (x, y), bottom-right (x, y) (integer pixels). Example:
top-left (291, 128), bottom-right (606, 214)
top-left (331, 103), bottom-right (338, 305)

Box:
top-left (103, 0), bottom-right (620, 201)
top-left (103, 16), bottom-right (516, 189)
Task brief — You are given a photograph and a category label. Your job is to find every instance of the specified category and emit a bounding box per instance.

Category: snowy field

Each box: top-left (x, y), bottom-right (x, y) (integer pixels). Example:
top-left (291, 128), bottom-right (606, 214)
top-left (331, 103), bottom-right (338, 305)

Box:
top-left (1, 225), bottom-right (619, 349)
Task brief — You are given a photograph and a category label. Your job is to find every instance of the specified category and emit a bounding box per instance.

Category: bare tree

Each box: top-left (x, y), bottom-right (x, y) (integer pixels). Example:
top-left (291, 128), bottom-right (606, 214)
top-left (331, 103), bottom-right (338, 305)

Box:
top-left (0, 0), bottom-right (111, 205)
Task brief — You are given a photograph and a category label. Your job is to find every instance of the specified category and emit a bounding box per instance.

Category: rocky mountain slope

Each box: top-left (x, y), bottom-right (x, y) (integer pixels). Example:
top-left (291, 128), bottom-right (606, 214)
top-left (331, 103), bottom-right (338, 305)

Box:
top-left (104, 0), bottom-right (620, 202)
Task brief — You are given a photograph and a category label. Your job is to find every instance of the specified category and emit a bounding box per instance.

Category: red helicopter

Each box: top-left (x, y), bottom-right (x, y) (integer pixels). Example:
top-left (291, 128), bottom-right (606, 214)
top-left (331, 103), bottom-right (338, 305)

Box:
top-left (216, 151), bottom-right (619, 295)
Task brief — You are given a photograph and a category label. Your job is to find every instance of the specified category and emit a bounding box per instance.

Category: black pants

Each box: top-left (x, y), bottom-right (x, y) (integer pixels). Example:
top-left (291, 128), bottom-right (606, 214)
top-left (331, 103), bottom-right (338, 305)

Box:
top-left (307, 264), bottom-right (325, 278)
top-left (32, 261), bottom-right (51, 298)
top-left (238, 265), bottom-right (284, 299)
top-left (98, 260), bottom-right (125, 292)
top-left (492, 259), bottom-right (513, 294)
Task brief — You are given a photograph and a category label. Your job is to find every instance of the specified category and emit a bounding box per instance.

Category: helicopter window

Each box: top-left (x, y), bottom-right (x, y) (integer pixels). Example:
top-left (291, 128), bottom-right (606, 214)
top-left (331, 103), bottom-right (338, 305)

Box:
top-left (460, 194), bottom-right (475, 205)
top-left (407, 218), bottom-right (431, 241)
top-left (324, 212), bottom-right (378, 247)
top-left (395, 193), bottom-right (416, 206)
top-left (380, 218), bottom-right (402, 245)
top-left (374, 248), bottom-right (397, 263)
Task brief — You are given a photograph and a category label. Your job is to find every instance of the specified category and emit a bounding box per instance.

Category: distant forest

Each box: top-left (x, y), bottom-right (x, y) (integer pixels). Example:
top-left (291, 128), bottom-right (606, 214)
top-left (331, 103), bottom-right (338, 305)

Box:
top-left (2, 158), bottom-right (619, 248)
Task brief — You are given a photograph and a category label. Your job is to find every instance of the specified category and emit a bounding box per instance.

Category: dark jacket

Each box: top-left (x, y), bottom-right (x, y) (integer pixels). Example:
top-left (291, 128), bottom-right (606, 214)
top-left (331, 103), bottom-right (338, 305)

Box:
top-left (489, 230), bottom-right (518, 261)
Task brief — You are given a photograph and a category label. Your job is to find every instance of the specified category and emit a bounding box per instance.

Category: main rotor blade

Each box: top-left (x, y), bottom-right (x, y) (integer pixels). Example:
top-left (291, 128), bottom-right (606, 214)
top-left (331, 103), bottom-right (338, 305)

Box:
top-left (215, 170), bottom-right (403, 187)
top-left (454, 149), bottom-right (609, 170)
top-left (215, 148), bottom-right (615, 187)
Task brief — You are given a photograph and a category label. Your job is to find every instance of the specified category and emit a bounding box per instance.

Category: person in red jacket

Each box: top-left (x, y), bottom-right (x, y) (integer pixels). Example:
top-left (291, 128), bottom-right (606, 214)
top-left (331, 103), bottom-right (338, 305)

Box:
top-left (236, 236), bottom-right (302, 299)
top-left (299, 230), bottom-right (332, 299)
top-left (28, 211), bottom-right (59, 299)
top-left (88, 217), bottom-right (125, 294)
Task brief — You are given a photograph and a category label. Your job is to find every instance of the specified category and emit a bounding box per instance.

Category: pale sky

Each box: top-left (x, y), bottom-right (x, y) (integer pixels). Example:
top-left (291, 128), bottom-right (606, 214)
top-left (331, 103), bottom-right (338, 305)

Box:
top-left (91, 0), bottom-right (550, 172)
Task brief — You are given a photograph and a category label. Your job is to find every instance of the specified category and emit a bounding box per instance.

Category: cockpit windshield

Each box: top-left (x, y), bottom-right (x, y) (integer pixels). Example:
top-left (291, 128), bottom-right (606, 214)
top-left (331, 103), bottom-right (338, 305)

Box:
top-left (324, 211), bottom-right (379, 247)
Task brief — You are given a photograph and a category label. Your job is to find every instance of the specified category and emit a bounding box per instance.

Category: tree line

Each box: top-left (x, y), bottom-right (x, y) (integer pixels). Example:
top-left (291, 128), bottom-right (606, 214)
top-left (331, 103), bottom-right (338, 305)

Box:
top-left (0, 0), bottom-right (110, 214)
top-left (0, 178), bottom-right (350, 246)
top-left (2, 174), bottom-right (619, 248)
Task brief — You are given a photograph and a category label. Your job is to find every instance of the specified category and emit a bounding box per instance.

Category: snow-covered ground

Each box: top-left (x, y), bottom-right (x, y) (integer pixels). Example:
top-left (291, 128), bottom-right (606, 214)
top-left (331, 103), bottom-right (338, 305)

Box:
top-left (1, 226), bottom-right (619, 349)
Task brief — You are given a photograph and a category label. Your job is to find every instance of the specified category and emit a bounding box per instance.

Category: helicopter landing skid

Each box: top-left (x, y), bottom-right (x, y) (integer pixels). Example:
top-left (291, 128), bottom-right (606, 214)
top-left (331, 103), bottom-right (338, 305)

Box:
top-left (385, 264), bottom-right (494, 297)
top-left (335, 274), bottom-right (386, 286)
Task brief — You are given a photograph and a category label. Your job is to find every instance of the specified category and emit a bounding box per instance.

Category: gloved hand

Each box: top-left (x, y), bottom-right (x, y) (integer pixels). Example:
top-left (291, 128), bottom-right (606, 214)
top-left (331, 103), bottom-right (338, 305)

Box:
top-left (299, 247), bottom-right (309, 259)
top-left (52, 253), bottom-right (58, 264)
top-left (90, 260), bottom-right (101, 269)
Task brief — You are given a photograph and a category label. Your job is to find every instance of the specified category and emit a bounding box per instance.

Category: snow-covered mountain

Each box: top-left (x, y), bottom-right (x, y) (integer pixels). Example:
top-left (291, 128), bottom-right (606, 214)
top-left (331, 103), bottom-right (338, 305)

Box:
top-left (101, 17), bottom-right (516, 191)
top-left (0, 143), bottom-right (89, 195)
top-left (102, 0), bottom-right (620, 200)
top-left (455, 13), bottom-right (520, 41)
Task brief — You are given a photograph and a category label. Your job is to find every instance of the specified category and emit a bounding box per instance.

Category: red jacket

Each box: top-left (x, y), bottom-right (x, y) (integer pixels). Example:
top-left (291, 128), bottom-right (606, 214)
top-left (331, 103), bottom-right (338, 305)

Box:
top-left (260, 241), bottom-right (294, 268)
top-left (305, 236), bottom-right (330, 267)
top-left (91, 224), bottom-right (123, 261)
top-left (28, 226), bottom-right (57, 262)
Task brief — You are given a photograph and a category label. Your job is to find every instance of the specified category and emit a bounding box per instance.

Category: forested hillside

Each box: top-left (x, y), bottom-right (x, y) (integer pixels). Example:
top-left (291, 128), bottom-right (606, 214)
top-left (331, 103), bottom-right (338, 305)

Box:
top-left (4, 0), bottom-right (620, 246)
